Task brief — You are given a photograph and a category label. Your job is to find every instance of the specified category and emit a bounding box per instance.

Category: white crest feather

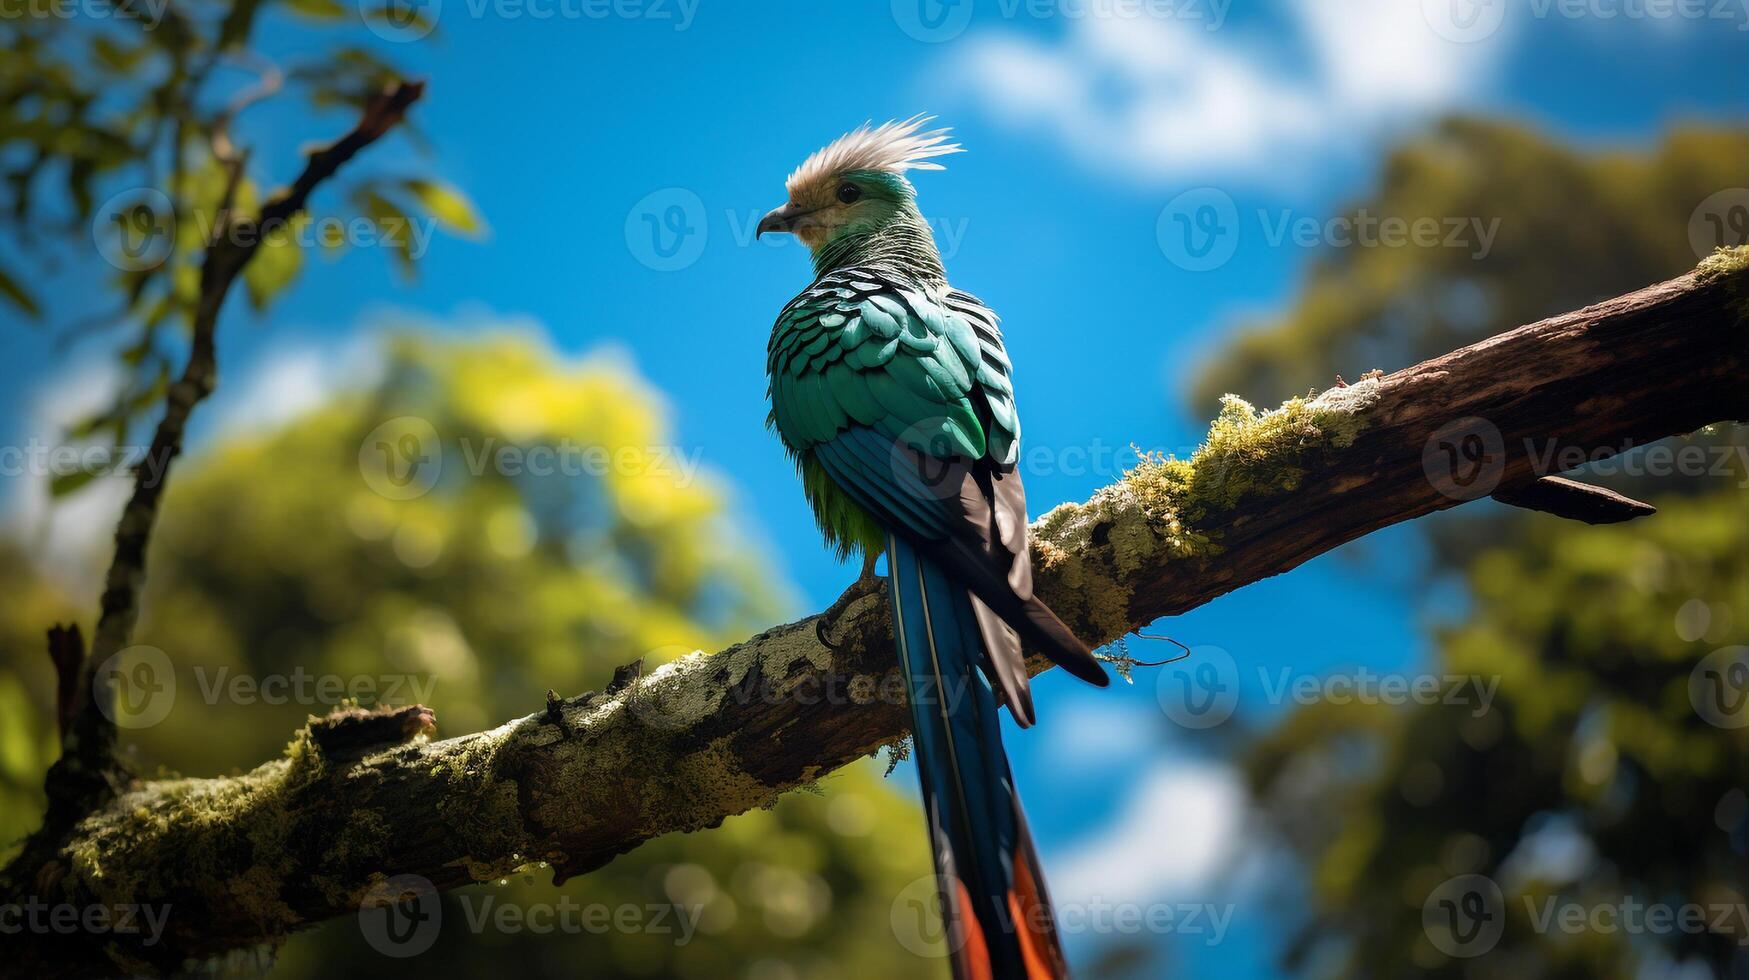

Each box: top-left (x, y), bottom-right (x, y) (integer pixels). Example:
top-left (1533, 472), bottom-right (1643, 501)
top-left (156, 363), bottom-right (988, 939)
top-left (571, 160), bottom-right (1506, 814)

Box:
top-left (786, 115), bottom-right (962, 196)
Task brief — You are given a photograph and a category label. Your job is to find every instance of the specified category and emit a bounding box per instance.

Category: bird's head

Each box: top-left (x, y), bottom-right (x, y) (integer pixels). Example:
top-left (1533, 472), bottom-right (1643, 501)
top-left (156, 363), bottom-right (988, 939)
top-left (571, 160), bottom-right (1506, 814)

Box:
top-left (757, 115), bottom-right (961, 257)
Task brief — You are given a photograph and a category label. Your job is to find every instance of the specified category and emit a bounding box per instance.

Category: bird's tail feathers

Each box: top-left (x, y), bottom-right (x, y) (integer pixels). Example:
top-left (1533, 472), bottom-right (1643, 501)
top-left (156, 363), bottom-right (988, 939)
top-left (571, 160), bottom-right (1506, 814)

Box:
top-left (888, 534), bottom-right (1070, 980)
top-left (932, 537), bottom-right (1110, 688)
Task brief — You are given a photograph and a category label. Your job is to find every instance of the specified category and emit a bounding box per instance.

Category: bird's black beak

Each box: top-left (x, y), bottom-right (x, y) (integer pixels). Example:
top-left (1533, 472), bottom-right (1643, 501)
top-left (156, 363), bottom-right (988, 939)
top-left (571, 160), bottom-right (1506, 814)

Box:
top-left (756, 203), bottom-right (813, 239)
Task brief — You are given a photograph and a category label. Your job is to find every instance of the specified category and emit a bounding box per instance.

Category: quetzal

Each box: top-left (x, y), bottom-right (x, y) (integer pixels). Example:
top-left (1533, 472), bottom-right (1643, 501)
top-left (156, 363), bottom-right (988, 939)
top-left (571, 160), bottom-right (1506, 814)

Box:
top-left (757, 116), bottom-right (1110, 979)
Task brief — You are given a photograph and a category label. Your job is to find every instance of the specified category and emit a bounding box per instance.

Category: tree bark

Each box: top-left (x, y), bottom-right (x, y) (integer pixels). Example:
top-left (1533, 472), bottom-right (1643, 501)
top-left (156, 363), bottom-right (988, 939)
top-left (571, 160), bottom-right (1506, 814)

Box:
top-left (5, 250), bottom-right (1747, 977)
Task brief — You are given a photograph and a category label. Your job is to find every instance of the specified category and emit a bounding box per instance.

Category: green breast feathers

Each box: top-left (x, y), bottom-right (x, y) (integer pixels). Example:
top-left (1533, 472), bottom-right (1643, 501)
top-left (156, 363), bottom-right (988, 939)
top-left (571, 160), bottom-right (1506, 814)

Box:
top-left (766, 269), bottom-right (1020, 556)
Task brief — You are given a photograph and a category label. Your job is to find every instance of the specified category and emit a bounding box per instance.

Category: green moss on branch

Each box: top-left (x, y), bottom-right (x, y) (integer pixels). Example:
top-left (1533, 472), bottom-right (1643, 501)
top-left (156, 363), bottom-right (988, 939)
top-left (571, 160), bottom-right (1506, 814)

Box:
top-left (1032, 381), bottom-right (1380, 643)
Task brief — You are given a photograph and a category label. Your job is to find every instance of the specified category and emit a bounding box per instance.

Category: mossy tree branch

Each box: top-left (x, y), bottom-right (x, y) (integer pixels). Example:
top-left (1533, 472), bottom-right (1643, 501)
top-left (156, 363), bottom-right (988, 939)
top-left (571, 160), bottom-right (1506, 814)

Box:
top-left (5, 251), bottom-right (1747, 977)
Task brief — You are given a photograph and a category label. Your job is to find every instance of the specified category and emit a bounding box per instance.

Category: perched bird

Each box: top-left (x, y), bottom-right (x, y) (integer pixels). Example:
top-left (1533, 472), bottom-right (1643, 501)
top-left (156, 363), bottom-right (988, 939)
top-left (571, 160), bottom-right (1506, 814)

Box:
top-left (758, 116), bottom-right (1110, 979)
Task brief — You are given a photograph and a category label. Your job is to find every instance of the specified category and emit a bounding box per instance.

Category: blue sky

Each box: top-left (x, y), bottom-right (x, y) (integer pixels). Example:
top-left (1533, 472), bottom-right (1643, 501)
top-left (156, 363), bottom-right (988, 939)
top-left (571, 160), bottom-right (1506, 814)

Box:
top-left (4, 1), bottom-right (1746, 974)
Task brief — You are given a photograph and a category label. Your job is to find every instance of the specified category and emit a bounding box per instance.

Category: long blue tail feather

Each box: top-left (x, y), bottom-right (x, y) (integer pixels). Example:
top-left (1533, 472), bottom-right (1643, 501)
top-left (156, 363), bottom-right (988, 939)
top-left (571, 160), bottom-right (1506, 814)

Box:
top-left (888, 534), bottom-right (1067, 979)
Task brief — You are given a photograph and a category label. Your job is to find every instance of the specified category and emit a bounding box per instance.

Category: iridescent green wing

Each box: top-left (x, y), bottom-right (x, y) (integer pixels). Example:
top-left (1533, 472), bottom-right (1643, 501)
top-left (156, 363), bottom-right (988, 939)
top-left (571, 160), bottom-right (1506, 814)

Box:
top-left (767, 269), bottom-right (1018, 545)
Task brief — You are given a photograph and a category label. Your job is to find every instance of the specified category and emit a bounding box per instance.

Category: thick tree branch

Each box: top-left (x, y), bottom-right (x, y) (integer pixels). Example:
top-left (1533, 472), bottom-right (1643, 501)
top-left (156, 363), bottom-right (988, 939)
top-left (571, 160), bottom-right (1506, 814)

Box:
top-left (6, 250), bottom-right (1747, 977)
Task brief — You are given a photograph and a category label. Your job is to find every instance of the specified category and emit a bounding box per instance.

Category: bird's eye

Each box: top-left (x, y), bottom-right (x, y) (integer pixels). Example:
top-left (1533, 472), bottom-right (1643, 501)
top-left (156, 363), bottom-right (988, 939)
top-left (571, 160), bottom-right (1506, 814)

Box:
top-left (836, 183), bottom-right (861, 204)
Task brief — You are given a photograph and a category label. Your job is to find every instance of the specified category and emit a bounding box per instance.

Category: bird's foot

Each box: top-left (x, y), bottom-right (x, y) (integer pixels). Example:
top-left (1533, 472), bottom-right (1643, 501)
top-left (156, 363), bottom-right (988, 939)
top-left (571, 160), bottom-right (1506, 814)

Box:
top-left (816, 551), bottom-right (883, 652)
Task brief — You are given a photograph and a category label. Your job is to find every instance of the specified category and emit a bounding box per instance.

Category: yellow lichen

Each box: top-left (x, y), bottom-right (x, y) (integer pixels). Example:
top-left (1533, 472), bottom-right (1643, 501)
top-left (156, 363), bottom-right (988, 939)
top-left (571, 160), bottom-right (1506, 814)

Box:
top-left (1032, 380), bottom-right (1381, 643)
top-left (1696, 244), bottom-right (1749, 282)
top-left (654, 737), bottom-right (777, 832)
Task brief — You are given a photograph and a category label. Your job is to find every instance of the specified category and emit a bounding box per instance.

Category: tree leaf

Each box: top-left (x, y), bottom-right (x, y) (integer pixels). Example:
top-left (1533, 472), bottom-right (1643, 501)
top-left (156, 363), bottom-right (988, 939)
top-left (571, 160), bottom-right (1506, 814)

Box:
top-left (0, 265), bottom-right (40, 318)
top-left (401, 179), bottom-right (484, 238)
top-left (351, 188), bottom-right (416, 280)
top-left (49, 469), bottom-right (97, 499)
top-left (243, 216), bottom-right (307, 310)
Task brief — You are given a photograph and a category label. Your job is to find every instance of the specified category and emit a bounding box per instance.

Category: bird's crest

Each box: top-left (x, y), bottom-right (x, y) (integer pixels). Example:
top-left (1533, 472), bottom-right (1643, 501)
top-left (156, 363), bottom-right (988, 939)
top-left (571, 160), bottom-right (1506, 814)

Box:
top-left (786, 115), bottom-right (962, 197)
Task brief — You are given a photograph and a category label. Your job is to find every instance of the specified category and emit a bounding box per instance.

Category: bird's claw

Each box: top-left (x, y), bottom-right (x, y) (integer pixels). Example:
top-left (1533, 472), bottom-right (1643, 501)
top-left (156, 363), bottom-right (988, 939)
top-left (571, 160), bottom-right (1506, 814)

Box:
top-left (816, 551), bottom-right (882, 653)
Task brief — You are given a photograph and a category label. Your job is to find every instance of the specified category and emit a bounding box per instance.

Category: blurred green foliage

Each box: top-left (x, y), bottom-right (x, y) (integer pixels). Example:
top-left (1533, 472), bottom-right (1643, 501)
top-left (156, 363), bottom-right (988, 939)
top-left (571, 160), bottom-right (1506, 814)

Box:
top-left (0, 332), bottom-right (940, 978)
top-left (1200, 119), bottom-right (1749, 976)
top-left (2, 9), bottom-right (474, 462)
top-left (1249, 495), bottom-right (1749, 977)
top-left (1195, 118), bottom-right (1749, 411)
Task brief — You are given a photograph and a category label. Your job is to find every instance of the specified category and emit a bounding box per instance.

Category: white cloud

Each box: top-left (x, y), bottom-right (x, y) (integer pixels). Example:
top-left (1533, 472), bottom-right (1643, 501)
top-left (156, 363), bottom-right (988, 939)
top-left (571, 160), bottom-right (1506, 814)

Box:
top-left (1291, 0), bottom-right (1483, 114)
top-left (1050, 759), bottom-right (1245, 908)
top-left (213, 332), bottom-right (386, 437)
top-left (949, 0), bottom-right (1506, 181)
